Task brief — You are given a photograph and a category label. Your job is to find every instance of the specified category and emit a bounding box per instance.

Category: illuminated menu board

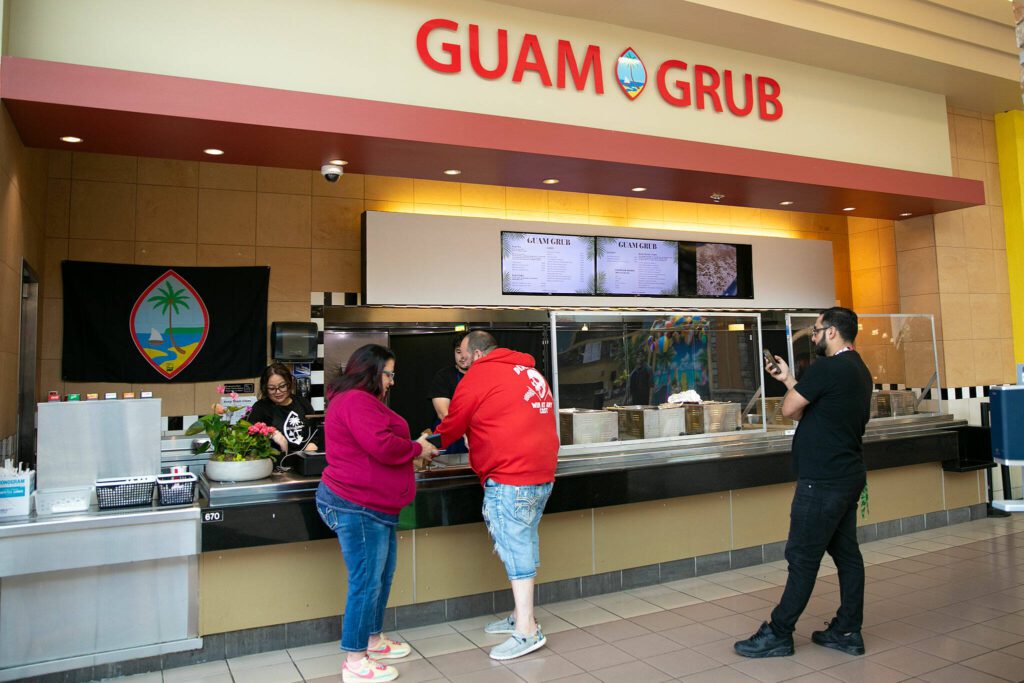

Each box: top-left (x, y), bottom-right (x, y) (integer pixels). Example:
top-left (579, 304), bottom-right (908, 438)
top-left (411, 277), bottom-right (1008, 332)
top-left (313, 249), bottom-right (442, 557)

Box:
top-left (596, 237), bottom-right (679, 296)
top-left (500, 231), bottom-right (595, 295)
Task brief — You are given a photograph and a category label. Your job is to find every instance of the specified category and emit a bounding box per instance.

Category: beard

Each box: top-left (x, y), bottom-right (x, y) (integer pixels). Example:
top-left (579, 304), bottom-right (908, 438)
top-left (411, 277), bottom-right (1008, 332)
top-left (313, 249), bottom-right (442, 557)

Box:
top-left (814, 335), bottom-right (828, 357)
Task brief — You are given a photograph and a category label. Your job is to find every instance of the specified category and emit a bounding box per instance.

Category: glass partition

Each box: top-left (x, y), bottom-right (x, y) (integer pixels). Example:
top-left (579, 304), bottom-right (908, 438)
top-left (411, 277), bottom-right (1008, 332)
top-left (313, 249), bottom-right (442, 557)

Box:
top-left (550, 311), bottom-right (767, 450)
top-left (785, 313), bottom-right (942, 419)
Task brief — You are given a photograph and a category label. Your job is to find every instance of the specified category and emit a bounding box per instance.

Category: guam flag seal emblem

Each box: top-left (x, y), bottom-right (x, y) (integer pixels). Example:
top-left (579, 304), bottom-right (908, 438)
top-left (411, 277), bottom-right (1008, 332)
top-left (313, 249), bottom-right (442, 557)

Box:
top-left (130, 270), bottom-right (210, 379)
top-left (616, 48), bottom-right (647, 100)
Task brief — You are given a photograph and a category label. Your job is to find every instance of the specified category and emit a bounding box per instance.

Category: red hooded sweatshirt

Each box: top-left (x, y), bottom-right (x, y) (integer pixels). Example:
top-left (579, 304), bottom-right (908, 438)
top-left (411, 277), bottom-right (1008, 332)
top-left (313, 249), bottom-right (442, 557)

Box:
top-left (437, 348), bottom-right (558, 486)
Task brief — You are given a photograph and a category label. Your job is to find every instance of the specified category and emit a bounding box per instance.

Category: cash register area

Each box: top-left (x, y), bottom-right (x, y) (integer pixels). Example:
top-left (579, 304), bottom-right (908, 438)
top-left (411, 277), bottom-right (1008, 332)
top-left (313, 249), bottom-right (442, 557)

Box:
top-left (103, 514), bottom-right (1024, 683)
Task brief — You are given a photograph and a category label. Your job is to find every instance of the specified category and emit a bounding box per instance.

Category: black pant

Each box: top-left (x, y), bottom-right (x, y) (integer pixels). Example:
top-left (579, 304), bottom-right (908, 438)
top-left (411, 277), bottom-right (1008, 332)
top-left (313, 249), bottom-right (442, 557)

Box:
top-left (770, 475), bottom-right (866, 634)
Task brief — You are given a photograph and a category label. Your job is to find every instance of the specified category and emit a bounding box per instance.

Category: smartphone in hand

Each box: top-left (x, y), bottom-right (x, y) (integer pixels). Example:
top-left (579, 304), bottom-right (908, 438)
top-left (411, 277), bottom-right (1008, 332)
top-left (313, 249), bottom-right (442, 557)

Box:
top-left (763, 349), bottom-right (781, 374)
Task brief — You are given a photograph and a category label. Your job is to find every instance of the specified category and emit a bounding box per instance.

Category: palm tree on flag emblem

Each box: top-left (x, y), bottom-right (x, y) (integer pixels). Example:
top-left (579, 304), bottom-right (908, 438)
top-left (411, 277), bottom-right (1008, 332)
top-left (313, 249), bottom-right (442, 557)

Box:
top-left (147, 281), bottom-right (191, 353)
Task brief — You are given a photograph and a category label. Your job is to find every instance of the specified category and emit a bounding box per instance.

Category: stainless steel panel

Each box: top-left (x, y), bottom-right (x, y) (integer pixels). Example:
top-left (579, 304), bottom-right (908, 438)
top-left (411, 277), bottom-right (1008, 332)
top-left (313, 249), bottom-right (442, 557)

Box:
top-left (0, 557), bottom-right (192, 669)
top-left (37, 399), bottom-right (162, 489)
top-left (324, 330), bottom-right (388, 386)
top-left (0, 507), bottom-right (199, 577)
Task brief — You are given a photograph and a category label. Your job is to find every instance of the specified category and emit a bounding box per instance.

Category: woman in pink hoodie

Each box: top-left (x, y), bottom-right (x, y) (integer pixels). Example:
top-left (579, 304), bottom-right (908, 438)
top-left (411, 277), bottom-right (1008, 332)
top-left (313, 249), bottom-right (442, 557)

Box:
top-left (317, 344), bottom-right (437, 683)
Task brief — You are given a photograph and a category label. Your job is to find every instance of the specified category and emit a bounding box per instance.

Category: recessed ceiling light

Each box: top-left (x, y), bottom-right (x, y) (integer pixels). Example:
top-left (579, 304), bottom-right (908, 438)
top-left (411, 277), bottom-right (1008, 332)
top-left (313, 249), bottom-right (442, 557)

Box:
top-left (899, 212), bottom-right (912, 217)
top-left (329, 159), bottom-right (348, 166)
top-left (60, 136), bottom-right (83, 143)
top-left (443, 169), bottom-right (461, 176)
top-left (842, 207), bottom-right (855, 211)
top-left (779, 201), bottom-right (794, 206)
top-left (710, 193), bottom-right (725, 202)
top-left (631, 187), bottom-right (647, 192)
top-left (542, 178), bottom-right (559, 185)
top-left (203, 148), bottom-right (224, 156)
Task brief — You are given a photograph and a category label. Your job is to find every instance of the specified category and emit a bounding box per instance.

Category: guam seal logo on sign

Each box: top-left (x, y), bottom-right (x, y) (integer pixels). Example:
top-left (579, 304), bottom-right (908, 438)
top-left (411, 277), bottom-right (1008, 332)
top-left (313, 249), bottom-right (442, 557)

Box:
top-left (130, 270), bottom-right (209, 379)
top-left (616, 48), bottom-right (647, 100)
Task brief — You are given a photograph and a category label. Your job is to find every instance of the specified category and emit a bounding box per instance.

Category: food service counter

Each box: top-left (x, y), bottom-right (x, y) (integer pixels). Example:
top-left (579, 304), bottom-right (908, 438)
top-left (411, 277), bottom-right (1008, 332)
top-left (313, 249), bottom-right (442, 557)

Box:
top-left (199, 415), bottom-right (967, 552)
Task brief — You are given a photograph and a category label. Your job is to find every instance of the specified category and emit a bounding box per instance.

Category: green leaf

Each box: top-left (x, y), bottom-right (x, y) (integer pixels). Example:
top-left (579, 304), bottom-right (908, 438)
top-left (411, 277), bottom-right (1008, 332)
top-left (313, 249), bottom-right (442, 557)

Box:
top-left (184, 421), bottom-right (206, 436)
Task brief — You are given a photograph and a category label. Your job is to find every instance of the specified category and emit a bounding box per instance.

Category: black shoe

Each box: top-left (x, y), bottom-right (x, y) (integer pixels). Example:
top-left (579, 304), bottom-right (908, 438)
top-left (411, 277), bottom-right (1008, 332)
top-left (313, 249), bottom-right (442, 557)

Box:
top-left (811, 619), bottom-right (865, 656)
top-left (734, 621), bottom-right (794, 658)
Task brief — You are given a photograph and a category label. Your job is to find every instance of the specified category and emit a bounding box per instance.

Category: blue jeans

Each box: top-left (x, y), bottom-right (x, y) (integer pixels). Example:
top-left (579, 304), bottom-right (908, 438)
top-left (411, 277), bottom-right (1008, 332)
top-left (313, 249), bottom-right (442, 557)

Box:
top-left (316, 483), bottom-right (398, 652)
top-left (770, 475), bottom-right (866, 634)
top-left (481, 479), bottom-right (553, 580)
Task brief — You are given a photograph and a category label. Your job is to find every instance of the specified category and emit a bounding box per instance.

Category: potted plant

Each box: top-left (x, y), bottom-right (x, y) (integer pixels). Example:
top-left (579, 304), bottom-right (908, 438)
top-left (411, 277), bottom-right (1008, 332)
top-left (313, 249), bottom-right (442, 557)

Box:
top-left (185, 387), bottom-right (279, 482)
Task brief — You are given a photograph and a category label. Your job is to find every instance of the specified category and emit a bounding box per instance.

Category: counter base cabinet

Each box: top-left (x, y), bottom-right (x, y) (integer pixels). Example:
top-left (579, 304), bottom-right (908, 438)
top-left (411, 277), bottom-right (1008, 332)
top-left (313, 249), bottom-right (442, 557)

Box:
top-left (0, 508), bottom-right (200, 683)
top-left (196, 461), bottom-right (986, 637)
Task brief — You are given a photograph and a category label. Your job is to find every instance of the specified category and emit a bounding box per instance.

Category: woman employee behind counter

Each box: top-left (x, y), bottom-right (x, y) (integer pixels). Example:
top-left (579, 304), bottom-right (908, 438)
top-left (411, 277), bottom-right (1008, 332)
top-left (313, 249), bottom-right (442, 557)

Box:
top-left (248, 363), bottom-right (320, 453)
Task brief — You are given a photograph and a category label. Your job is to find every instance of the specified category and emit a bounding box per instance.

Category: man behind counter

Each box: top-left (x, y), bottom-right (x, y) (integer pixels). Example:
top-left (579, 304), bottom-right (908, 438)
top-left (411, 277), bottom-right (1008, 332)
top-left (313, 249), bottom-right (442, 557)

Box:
top-left (428, 333), bottom-right (469, 454)
top-left (248, 363), bottom-right (320, 453)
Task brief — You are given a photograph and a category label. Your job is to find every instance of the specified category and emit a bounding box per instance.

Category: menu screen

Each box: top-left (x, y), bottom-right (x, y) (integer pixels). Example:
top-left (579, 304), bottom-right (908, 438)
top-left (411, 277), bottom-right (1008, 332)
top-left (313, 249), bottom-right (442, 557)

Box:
top-left (596, 237), bottom-right (679, 296)
top-left (679, 242), bottom-right (754, 298)
top-left (501, 231), bottom-right (596, 295)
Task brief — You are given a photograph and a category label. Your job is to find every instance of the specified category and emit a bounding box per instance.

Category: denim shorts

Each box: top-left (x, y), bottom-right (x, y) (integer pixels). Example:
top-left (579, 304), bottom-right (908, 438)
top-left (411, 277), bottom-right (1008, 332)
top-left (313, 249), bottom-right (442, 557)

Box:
top-left (481, 479), bottom-right (553, 581)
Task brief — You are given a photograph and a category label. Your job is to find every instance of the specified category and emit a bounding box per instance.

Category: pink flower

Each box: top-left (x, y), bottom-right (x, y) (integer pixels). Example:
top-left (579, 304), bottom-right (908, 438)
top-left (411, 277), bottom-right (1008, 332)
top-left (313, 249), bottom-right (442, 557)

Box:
top-left (247, 424), bottom-right (260, 436)
top-left (230, 392), bottom-right (239, 400)
top-left (216, 385), bottom-right (225, 395)
top-left (213, 404), bottom-right (226, 415)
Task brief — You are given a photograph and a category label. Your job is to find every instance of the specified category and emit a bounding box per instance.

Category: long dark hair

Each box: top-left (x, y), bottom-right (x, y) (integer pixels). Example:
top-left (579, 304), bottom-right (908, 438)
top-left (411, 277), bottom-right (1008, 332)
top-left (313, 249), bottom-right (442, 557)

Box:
top-left (327, 344), bottom-right (395, 400)
top-left (259, 362), bottom-right (295, 399)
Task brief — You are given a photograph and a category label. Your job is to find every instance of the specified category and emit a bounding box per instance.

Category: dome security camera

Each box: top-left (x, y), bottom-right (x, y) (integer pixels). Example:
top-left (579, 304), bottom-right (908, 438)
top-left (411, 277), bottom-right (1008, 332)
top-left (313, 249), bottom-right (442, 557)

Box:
top-left (320, 164), bottom-right (344, 183)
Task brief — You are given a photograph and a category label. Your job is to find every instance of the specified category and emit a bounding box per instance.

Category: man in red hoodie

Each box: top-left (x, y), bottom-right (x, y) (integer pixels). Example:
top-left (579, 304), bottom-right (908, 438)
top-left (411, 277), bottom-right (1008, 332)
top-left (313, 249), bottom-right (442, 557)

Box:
top-left (436, 330), bottom-right (558, 661)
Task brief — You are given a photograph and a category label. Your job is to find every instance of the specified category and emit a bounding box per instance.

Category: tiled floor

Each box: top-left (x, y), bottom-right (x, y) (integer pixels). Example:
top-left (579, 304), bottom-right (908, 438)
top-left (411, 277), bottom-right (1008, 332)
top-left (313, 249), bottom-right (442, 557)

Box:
top-left (104, 516), bottom-right (1024, 683)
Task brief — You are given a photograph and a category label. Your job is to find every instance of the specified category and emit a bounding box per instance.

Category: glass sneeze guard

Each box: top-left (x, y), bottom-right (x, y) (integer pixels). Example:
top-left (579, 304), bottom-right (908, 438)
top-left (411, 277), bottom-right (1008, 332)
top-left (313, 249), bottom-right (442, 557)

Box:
top-left (785, 313), bottom-right (943, 420)
top-left (550, 311), bottom-right (770, 454)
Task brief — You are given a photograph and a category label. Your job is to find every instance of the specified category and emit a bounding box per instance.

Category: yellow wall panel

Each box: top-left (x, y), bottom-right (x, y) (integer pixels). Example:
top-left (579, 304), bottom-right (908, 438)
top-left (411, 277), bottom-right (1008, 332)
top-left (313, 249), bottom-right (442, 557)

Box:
top-left (199, 534), bottom-right (414, 635)
top-left (861, 463), bottom-right (943, 523)
top-left (594, 493), bottom-right (730, 572)
top-left (943, 470), bottom-right (983, 509)
top-left (731, 483), bottom-right (793, 548)
top-left (413, 523), bottom-right (509, 602)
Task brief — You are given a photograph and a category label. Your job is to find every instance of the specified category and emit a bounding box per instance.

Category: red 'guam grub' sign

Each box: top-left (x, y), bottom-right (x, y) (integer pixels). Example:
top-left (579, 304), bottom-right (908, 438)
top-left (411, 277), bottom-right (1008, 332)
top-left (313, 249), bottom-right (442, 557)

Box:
top-left (416, 18), bottom-right (783, 121)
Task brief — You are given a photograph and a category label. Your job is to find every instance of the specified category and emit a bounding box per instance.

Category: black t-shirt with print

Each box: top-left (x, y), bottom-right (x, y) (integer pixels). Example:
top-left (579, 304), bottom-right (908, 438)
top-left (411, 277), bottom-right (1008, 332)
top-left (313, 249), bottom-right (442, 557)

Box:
top-left (248, 396), bottom-right (316, 452)
top-left (789, 350), bottom-right (873, 480)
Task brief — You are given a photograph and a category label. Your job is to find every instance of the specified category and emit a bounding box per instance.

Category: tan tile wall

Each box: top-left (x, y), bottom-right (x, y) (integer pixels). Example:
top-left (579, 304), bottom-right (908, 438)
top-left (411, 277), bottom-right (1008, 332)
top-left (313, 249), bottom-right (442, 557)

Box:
top-left (40, 151), bottom-right (852, 417)
top-left (0, 106), bottom-right (48, 437)
top-left (888, 108), bottom-right (1013, 388)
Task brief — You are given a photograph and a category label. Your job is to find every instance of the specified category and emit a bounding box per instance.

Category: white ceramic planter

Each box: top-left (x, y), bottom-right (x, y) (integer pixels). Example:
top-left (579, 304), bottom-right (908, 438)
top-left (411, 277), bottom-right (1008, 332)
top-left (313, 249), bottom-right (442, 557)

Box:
top-left (204, 458), bottom-right (274, 482)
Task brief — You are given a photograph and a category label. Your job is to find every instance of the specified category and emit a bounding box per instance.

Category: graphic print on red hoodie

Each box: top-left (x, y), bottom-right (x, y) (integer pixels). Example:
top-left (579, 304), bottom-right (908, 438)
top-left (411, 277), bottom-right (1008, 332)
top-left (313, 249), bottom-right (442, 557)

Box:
top-left (436, 348), bottom-right (558, 486)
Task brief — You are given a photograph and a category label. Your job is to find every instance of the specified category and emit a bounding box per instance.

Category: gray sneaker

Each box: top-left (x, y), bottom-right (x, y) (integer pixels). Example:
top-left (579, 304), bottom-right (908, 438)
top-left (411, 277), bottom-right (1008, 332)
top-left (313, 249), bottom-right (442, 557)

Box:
top-left (484, 614), bottom-right (516, 635)
top-left (489, 628), bottom-right (546, 661)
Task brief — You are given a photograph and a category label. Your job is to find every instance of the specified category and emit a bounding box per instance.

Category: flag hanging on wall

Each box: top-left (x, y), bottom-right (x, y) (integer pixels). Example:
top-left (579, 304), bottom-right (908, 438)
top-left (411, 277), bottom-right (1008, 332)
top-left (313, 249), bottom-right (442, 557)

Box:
top-left (62, 261), bottom-right (270, 382)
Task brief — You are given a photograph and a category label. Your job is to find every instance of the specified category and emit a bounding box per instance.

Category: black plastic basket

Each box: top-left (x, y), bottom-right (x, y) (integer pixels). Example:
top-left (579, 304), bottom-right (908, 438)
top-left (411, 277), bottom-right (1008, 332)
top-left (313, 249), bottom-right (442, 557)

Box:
top-left (156, 473), bottom-right (197, 506)
top-left (95, 476), bottom-right (157, 509)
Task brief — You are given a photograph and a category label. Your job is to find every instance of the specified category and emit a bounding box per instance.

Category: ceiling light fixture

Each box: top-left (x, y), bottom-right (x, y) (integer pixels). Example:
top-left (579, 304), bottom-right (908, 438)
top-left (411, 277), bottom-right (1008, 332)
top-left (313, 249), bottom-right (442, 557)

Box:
top-left (631, 187), bottom-right (647, 192)
top-left (710, 193), bottom-right (725, 202)
top-left (899, 212), bottom-right (912, 217)
top-left (542, 178), bottom-right (559, 185)
top-left (443, 169), bottom-right (461, 176)
top-left (203, 148), bottom-right (224, 156)
top-left (842, 207), bottom-right (855, 211)
top-left (60, 136), bottom-right (83, 143)
top-left (329, 159), bottom-right (349, 166)
top-left (779, 201), bottom-right (794, 206)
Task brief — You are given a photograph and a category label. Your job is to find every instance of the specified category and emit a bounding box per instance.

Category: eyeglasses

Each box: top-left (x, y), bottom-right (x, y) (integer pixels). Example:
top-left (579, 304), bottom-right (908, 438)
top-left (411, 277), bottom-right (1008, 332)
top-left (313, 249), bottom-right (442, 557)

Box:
top-left (266, 383), bottom-right (289, 393)
top-left (811, 325), bottom-right (832, 336)
top-left (382, 370), bottom-right (396, 379)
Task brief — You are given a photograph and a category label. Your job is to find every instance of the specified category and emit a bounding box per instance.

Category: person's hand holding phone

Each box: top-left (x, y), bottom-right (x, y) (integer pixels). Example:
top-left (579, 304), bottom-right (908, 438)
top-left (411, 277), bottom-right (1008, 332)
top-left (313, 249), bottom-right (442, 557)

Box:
top-left (416, 433), bottom-right (439, 460)
top-left (763, 349), bottom-right (791, 383)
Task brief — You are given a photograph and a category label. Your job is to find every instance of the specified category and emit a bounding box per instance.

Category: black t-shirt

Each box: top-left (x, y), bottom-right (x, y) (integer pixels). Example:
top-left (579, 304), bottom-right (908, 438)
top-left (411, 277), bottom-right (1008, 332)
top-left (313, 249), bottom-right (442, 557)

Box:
top-left (790, 350), bottom-right (873, 480)
top-left (248, 396), bottom-right (316, 452)
top-left (429, 365), bottom-right (465, 401)
top-left (428, 365), bottom-right (467, 453)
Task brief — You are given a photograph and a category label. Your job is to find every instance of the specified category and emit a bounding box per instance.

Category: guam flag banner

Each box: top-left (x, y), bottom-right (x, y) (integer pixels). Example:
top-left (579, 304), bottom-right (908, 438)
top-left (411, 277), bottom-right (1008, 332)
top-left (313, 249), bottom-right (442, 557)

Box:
top-left (62, 262), bottom-right (269, 382)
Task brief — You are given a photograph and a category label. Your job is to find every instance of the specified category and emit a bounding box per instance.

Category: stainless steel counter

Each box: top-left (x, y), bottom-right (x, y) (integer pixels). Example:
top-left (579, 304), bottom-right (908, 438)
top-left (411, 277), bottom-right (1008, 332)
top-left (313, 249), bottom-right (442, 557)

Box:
top-left (200, 414), bottom-right (961, 506)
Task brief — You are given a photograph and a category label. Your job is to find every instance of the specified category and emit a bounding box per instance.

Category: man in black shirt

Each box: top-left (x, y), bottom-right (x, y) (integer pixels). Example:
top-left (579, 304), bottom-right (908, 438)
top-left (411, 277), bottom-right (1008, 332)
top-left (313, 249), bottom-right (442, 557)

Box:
top-left (735, 307), bottom-right (873, 659)
top-left (428, 333), bottom-right (469, 453)
top-left (627, 354), bottom-right (653, 405)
